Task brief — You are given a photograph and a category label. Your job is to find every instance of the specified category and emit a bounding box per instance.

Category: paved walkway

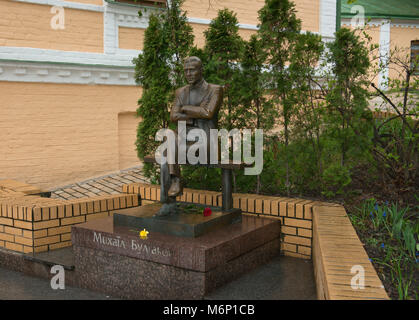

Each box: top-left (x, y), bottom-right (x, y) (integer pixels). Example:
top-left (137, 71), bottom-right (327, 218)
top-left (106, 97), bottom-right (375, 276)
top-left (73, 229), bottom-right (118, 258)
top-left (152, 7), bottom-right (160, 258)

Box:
top-left (205, 255), bottom-right (316, 300)
top-left (0, 267), bottom-right (115, 300)
top-left (0, 255), bottom-right (315, 300)
top-left (50, 166), bottom-right (149, 200)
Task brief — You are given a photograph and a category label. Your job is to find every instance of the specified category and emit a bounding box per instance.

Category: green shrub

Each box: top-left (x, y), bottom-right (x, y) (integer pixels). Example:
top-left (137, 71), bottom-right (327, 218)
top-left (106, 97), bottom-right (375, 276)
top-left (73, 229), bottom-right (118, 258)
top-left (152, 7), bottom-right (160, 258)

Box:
top-left (321, 163), bottom-right (351, 198)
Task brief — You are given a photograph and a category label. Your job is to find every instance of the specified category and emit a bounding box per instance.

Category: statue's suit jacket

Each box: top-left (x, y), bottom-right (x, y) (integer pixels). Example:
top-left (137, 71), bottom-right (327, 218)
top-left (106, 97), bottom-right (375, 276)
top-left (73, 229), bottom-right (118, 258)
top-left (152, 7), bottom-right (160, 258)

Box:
top-left (168, 80), bottom-right (223, 172)
top-left (170, 80), bottom-right (223, 135)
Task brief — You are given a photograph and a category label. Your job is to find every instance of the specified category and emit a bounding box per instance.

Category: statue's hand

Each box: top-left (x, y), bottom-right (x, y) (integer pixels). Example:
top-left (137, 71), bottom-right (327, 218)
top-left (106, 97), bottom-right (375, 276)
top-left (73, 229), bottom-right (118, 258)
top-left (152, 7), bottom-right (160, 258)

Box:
top-left (180, 105), bottom-right (196, 115)
top-left (180, 105), bottom-right (193, 113)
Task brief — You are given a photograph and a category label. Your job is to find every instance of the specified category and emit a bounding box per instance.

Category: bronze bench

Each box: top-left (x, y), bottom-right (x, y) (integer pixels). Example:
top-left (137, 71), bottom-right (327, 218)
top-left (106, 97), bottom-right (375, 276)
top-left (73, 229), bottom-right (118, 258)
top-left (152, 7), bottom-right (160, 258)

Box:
top-left (143, 155), bottom-right (250, 211)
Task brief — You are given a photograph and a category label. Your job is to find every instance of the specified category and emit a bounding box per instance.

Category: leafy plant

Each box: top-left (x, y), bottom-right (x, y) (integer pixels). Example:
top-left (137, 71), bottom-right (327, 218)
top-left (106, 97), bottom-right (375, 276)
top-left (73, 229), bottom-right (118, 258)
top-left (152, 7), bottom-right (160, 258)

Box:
top-left (257, 0), bottom-right (302, 196)
top-left (134, 0), bottom-right (194, 180)
top-left (204, 8), bottom-right (244, 132)
top-left (323, 28), bottom-right (372, 172)
top-left (321, 163), bottom-right (351, 198)
top-left (370, 46), bottom-right (419, 201)
top-left (354, 200), bottom-right (418, 299)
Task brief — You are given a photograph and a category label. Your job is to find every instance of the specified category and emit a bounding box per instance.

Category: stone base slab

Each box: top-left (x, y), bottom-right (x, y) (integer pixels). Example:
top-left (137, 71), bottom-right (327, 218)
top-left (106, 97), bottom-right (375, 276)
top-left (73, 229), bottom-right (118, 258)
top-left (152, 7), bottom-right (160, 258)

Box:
top-left (71, 215), bottom-right (281, 299)
top-left (113, 202), bottom-right (242, 238)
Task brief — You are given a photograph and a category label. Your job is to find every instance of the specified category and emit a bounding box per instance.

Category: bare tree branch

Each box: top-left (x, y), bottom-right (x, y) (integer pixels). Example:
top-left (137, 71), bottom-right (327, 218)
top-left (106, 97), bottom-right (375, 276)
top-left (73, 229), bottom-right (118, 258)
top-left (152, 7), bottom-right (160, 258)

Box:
top-left (370, 82), bottom-right (414, 133)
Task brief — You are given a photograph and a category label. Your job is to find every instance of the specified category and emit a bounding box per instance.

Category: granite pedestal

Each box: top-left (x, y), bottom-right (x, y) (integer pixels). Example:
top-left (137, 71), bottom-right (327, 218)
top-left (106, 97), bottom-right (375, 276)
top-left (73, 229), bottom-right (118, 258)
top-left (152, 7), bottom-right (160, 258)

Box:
top-left (71, 207), bottom-right (281, 299)
top-left (113, 202), bottom-right (242, 237)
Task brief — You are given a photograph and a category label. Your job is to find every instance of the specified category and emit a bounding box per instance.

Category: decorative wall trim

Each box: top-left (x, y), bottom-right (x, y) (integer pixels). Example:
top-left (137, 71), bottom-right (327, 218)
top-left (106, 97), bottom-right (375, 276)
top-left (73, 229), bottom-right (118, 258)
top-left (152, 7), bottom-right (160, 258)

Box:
top-left (319, 0), bottom-right (336, 39)
top-left (0, 60), bottom-right (136, 85)
top-left (378, 20), bottom-right (390, 91)
top-left (0, 46), bottom-right (137, 67)
top-left (187, 17), bottom-right (259, 31)
top-left (4, 0), bottom-right (338, 86)
top-left (341, 18), bottom-right (418, 91)
top-left (103, 0), bottom-right (149, 56)
top-left (341, 18), bottom-right (383, 27)
top-left (13, 0), bottom-right (104, 12)
top-left (341, 18), bottom-right (419, 29)
top-left (390, 21), bottom-right (419, 29)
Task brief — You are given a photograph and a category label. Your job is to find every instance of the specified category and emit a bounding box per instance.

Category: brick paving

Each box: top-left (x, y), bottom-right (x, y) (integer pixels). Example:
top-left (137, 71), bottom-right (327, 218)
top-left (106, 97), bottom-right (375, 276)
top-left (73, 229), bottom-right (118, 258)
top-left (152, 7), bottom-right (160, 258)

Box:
top-left (50, 166), bottom-right (149, 200)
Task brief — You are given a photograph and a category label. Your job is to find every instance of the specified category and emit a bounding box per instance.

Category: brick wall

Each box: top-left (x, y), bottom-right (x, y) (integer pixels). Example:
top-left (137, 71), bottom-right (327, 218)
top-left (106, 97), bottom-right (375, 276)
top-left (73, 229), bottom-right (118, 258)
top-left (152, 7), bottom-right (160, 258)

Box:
top-left (0, 184), bottom-right (139, 254)
top-left (118, 26), bottom-right (146, 51)
top-left (0, 179), bottom-right (390, 299)
top-left (122, 182), bottom-right (390, 300)
top-left (122, 182), bottom-right (324, 260)
top-left (0, 0), bottom-right (324, 190)
top-left (118, 112), bottom-right (142, 170)
top-left (312, 205), bottom-right (389, 300)
top-left (0, 82), bottom-right (141, 190)
top-left (0, 1), bottom-right (103, 52)
top-left (182, 0), bottom-right (320, 32)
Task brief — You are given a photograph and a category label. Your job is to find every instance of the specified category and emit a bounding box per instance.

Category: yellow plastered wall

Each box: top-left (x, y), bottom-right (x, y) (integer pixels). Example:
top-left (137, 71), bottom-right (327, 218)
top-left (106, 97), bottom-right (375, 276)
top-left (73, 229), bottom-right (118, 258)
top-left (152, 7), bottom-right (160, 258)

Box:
top-left (190, 23), bottom-right (208, 48)
top-left (119, 27), bottom-right (146, 51)
top-left (118, 112), bottom-right (140, 170)
top-left (364, 25), bottom-right (381, 87)
top-left (0, 82), bottom-right (141, 190)
top-left (239, 28), bottom-right (257, 41)
top-left (183, 0), bottom-right (319, 33)
top-left (294, 0), bottom-right (319, 33)
top-left (0, 0), bottom-right (103, 52)
top-left (389, 26), bottom-right (419, 80)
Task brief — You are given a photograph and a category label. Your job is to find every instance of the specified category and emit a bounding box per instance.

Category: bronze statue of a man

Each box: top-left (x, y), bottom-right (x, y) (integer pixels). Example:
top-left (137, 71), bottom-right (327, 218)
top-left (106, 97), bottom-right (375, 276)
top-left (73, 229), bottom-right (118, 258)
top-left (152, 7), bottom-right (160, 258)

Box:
top-left (167, 56), bottom-right (223, 197)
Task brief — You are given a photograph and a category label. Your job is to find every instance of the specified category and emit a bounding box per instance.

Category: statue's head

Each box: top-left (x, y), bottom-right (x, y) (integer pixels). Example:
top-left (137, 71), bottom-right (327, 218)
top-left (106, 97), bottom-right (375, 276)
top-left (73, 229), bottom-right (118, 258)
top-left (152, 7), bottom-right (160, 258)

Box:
top-left (184, 56), bottom-right (203, 86)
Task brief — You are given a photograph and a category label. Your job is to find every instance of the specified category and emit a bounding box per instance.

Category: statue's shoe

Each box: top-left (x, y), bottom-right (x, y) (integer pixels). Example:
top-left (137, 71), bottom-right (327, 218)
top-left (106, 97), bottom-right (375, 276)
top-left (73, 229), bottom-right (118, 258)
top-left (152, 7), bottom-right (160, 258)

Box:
top-left (168, 178), bottom-right (183, 197)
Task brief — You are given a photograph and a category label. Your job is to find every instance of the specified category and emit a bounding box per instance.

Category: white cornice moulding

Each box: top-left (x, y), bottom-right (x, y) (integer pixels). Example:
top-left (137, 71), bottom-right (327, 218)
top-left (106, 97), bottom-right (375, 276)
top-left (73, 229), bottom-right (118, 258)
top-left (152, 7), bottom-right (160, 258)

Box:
top-left (9, 0), bottom-right (334, 73)
top-left (319, 0), bottom-right (336, 39)
top-left (379, 20), bottom-right (390, 91)
top-left (103, 0), bottom-right (150, 54)
top-left (390, 21), bottom-right (419, 28)
top-left (0, 46), bottom-right (140, 68)
top-left (341, 18), bottom-right (383, 27)
top-left (0, 60), bottom-right (136, 85)
top-left (187, 17), bottom-right (259, 31)
top-left (13, 0), bottom-right (104, 12)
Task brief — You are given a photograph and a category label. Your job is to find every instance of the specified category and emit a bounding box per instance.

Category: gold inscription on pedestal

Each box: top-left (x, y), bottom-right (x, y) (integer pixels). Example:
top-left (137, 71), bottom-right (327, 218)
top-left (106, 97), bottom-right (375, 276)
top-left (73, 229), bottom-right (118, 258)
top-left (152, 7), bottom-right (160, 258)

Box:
top-left (92, 232), bottom-right (171, 257)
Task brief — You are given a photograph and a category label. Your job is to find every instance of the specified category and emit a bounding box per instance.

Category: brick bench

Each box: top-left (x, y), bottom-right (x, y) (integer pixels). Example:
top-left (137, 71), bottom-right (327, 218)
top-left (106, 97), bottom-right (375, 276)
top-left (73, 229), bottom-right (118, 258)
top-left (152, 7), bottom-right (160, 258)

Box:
top-left (123, 182), bottom-right (390, 300)
top-left (312, 205), bottom-right (389, 300)
top-left (143, 155), bottom-right (250, 211)
top-left (0, 180), bottom-right (140, 254)
top-left (123, 182), bottom-right (316, 260)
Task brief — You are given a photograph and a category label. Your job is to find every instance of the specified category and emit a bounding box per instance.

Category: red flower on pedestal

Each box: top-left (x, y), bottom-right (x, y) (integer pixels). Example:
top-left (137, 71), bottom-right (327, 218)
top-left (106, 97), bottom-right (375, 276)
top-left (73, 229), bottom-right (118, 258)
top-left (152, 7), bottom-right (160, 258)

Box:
top-left (203, 207), bottom-right (212, 217)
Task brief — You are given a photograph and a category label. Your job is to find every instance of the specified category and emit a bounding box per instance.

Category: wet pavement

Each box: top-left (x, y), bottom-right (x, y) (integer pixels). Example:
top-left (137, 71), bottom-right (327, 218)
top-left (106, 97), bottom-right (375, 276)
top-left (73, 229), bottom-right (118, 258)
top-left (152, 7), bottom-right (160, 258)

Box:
top-left (0, 267), bottom-right (115, 300)
top-left (205, 255), bottom-right (316, 300)
top-left (0, 253), bottom-right (316, 300)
